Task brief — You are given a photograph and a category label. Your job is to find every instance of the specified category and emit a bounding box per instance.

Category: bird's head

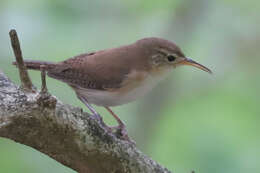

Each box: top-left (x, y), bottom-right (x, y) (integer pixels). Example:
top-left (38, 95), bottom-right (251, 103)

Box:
top-left (136, 37), bottom-right (212, 74)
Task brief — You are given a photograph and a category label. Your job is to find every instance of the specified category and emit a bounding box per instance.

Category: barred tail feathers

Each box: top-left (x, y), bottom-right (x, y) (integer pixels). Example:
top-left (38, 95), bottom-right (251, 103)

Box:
top-left (12, 60), bottom-right (55, 70)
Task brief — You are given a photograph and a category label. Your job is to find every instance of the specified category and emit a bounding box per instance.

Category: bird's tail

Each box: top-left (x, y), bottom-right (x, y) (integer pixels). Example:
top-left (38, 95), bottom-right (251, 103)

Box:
top-left (12, 60), bottom-right (56, 70)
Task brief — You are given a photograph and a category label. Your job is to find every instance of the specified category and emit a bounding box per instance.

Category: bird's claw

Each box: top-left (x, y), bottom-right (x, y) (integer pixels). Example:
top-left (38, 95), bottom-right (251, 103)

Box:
top-left (90, 113), bottom-right (135, 144)
top-left (108, 125), bottom-right (135, 145)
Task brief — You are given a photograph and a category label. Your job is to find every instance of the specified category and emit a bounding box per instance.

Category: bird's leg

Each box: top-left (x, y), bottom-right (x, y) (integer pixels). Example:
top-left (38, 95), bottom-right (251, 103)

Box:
top-left (76, 95), bottom-right (132, 142)
top-left (104, 107), bottom-right (130, 141)
top-left (76, 94), bottom-right (103, 122)
top-left (77, 95), bottom-right (117, 134)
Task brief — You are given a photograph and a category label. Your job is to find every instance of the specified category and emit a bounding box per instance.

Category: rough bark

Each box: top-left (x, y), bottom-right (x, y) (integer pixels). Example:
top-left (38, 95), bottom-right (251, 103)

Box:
top-left (0, 29), bottom-right (172, 173)
top-left (0, 70), bottom-right (172, 173)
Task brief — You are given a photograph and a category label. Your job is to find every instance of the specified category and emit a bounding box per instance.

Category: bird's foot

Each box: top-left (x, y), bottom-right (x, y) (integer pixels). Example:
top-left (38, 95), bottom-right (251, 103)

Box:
top-left (109, 125), bottom-right (136, 145)
top-left (89, 111), bottom-right (135, 144)
top-left (90, 113), bottom-right (111, 131)
top-left (103, 107), bottom-right (135, 144)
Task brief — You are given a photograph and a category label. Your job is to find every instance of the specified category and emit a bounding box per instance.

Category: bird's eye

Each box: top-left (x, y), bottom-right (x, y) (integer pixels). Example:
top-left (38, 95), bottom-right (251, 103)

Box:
top-left (167, 55), bottom-right (176, 62)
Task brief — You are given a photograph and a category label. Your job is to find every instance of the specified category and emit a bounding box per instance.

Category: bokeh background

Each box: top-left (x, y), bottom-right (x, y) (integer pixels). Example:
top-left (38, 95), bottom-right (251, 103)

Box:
top-left (0, 0), bottom-right (259, 173)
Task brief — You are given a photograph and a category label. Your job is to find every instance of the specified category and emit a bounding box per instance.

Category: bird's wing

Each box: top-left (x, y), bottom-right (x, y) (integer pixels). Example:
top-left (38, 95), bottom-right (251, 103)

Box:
top-left (47, 52), bottom-right (130, 90)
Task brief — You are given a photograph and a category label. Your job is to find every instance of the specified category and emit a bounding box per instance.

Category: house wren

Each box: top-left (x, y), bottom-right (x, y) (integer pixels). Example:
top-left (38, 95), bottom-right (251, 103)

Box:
top-left (13, 37), bottom-right (212, 140)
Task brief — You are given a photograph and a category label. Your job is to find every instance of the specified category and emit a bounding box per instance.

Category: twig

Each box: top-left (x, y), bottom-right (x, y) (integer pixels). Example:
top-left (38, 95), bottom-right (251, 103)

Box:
top-left (9, 29), bottom-right (34, 92)
top-left (36, 65), bottom-right (57, 109)
top-left (40, 65), bottom-right (47, 93)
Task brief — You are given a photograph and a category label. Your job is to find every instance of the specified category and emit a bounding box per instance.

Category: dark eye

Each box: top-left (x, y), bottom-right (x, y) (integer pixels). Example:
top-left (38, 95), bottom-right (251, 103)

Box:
top-left (167, 55), bottom-right (176, 62)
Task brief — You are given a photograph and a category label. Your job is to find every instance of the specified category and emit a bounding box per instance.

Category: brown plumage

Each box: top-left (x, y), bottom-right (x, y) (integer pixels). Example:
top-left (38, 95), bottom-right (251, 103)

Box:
top-left (13, 37), bottom-right (211, 141)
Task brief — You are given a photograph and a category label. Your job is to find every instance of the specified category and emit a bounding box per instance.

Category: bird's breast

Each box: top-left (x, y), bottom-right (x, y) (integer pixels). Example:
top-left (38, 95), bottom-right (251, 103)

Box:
top-left (76, 69), bottom-right (171, 107)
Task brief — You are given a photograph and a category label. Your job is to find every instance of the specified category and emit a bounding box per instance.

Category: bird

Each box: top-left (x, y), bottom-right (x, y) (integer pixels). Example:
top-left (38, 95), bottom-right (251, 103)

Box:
top-left (13, 37), bottom-right (211, 141)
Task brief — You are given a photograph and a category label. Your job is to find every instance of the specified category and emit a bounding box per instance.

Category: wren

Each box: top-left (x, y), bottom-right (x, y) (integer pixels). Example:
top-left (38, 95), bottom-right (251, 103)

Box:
top-left (13, 37), bottom-right (212, 141)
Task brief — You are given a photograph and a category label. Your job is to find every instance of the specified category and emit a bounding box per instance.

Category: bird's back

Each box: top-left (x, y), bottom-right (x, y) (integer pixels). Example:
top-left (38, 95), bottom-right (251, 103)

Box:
top-left (47, 43), bottom-right (146, 91)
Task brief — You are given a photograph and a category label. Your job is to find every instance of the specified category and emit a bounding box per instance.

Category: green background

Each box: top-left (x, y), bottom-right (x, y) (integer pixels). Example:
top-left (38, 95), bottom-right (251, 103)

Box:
top-left (0, 0), bottom-right (259, 172)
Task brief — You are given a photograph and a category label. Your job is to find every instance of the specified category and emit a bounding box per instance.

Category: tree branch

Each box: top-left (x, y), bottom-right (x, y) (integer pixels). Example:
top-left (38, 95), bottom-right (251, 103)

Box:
top-left (0, 70), bottom-right (171, 173)
top-left (0, 30), bottom-right (171, 173)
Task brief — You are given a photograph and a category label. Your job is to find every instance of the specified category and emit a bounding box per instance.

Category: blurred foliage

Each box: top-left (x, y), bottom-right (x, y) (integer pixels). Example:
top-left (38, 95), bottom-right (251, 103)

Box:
top-left (0, 0), bottom-right (259, 173)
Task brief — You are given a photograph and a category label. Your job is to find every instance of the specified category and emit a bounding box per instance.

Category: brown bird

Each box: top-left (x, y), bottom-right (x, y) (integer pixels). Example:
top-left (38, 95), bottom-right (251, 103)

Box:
top-left (14, 37), bottom-right (211, 140)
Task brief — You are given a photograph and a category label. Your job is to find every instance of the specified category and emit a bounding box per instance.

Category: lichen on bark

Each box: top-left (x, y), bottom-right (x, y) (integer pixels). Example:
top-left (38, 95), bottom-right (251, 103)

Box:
top-left (0, 70), bottom-right (171, 173)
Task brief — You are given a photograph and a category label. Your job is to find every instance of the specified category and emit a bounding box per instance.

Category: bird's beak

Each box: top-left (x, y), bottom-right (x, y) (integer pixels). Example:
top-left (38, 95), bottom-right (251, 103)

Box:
top-left (179, 57), bottom-right (212, 74)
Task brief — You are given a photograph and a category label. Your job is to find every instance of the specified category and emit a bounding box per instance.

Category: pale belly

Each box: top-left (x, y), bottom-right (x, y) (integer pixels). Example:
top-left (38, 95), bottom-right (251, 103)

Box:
top-left (76, 71), bottom-right (170, 107)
